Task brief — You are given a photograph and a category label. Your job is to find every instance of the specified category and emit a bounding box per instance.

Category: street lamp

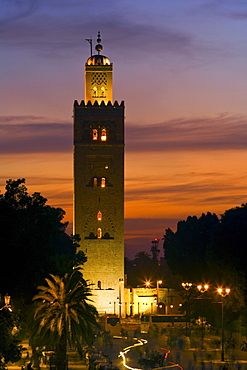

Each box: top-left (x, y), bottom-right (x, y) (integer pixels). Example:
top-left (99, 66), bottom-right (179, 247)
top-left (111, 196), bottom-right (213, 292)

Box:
top-left (182, 283), bottom-right (209, 346)
top-left (145, 281), bottom-right (151, 288)
top-left (217, 287), bottom-right (231, 362)
top-left (118, 279), bottom-right (124, 318)
top-left (197, 284), bottom-right (209, 293)
top-left (182, 282), bottom-right (193, 290)
top-left (0, 294), bottom-right (12, 311)
top-left (197, 284), bottom-right (209, 347)
top-left (156, 280), bottom-right (162, 313)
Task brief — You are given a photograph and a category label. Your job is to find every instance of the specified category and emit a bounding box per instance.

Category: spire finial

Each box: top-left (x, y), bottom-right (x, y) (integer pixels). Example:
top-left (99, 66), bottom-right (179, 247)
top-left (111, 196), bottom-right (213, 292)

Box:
top-left (95, 31), bottom-right (103, 55)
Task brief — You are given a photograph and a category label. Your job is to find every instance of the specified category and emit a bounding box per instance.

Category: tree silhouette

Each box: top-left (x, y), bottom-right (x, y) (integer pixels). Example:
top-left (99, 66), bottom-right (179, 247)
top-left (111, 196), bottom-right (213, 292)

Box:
top-left (0, 179), bottom-right (80, 302)
top-left (163, 205), bottom-right (247, 315)
top-left (163, 212), bottom-right (219, 281)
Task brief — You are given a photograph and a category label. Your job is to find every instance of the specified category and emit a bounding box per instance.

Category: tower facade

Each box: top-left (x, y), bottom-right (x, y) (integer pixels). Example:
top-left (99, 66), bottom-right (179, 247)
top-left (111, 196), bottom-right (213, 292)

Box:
top-left (73, 33), bottom-right (125, 314)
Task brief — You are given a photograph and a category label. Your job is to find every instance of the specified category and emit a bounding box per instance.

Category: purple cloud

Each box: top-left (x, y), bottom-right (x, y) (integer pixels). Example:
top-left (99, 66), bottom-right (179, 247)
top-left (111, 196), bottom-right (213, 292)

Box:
top-left (1, 113), bottom-right (246, 155)
top-left (126, 113), bottom-right (247, 152)
top-left (0, 116), bottom-right (72, 154)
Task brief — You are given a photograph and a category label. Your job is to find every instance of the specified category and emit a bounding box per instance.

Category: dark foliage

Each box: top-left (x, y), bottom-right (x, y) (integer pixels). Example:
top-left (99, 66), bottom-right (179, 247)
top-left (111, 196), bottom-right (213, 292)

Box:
top-left (163, 204), bottom-right (247, 314)
top-left (163, 212), bottom-right (219, 282)
top-left (209, 204), bottom-right (247, 307)
top-left (0, 179), bottom-right (83, 303)
top-left (0, 308), bottom-right (23, 367)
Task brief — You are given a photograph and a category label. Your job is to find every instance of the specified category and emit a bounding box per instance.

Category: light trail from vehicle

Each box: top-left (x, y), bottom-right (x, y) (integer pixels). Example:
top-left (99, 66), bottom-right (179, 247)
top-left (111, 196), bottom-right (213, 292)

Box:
top-left (119, 338), bottom-right (147, 370)
top-left (118, 338), bottom-right (184, 370)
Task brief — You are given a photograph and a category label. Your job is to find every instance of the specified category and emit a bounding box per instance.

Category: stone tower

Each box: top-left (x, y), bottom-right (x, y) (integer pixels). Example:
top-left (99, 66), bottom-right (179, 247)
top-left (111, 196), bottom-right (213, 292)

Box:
top-left (73, 33), bottom-right (125, 314)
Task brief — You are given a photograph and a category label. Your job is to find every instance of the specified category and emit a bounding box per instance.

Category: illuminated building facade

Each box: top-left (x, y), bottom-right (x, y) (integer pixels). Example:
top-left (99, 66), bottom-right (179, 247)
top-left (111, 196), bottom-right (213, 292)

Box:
top-left (73, 33), bottom-right (125, 314)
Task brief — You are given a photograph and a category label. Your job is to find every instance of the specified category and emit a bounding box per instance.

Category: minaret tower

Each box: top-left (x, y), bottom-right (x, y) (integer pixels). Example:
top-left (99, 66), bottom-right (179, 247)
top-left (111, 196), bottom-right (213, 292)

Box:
top-left (73, 33), bottom-right (125, 314)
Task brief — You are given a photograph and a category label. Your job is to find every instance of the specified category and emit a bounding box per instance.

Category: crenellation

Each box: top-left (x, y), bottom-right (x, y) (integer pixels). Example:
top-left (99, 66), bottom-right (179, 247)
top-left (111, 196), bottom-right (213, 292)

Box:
top-left (77, 100), bottom-right (124, 108)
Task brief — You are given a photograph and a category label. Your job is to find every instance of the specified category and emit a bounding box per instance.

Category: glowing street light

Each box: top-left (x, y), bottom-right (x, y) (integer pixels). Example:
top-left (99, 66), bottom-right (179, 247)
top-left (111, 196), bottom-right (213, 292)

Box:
top-left (182, 282), bottom-right (209, 345)
top-left (156, 280), bottom-right (162, 313)
top-left (182, 282), bottom-right (193, 290)
top-left (217, 288), bottom-right (230, 297)
top-left (145, 281), bottom-right (151, 288)
top-left (197, 284), bottom-right (209, 293)
top-left (217, 287), bottom-right (231, 362)
top-left (0, 294), bottom-right (12, 311)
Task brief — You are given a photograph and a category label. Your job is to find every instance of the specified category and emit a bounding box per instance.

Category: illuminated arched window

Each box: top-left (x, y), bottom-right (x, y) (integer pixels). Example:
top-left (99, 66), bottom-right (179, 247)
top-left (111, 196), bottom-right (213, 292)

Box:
top-left (97, 228), bottom-right (102, 239)
top-left (101, 87), bottom-right (105, 97)
top-left (93, 177), bottom-right (98, 187)
top-left (93, 87), bottom-right (97, 96)
top-left (92, 129), bottom-right (98, 140)
top-left (97, 211), bottom-right (102, 221)
top-left (101, 128), bottom-right (107, 141)
top-left (101, 177), bottom-right (106, 188)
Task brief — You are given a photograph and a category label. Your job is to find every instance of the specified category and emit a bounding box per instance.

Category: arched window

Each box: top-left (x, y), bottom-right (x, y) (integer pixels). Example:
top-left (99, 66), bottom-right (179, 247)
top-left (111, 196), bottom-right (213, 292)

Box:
top-left (101, 128), bottom-right (107, 141)
top-left (97, 281), bottom-right (102, 289)
top-left (97, 211), bottom-right (102, 221)
top-left (100, 87), bottom-right (105, 97)
top-left (101, 177), bottom-right (106, 188)
top-left (97, 228), bottom-right (102, 239)
top-left (92, 129), bottom-right (98, 140)
top-left (93, 177), bottom-right (98, 187)
top-left (93, 87), bottom-right (97, 96)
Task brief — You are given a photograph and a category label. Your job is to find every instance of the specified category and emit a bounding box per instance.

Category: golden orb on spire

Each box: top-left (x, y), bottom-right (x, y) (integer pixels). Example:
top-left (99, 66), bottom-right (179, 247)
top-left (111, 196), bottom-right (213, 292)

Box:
top-left (95, 31), bottom-right (103, 53)
top-left (86, 31), bottom-right (111, 66)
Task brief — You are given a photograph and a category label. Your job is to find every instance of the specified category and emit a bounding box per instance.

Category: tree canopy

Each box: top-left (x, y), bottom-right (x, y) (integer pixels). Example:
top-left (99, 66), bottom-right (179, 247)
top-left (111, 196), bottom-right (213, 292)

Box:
top-left (163, 212), bottom-right (219, 282)
top-left (30, 270), bottom-right (99, 370)
top-left (0, 179), bottom-right (83, 302)
top-left (0, 307), bottom-right (23, 368)
top-left (163, 204), bottom-right (247, 311)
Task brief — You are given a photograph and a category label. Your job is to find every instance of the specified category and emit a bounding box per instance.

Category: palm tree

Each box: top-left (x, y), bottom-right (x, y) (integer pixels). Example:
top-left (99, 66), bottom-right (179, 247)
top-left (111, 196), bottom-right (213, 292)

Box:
top-left (29, 269), bottom-right (99, 370)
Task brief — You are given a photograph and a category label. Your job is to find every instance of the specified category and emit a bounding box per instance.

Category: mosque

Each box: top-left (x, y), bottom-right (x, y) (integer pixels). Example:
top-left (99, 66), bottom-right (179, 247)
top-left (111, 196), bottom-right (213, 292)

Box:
top-left (73, 32), bottom-right (180, 317)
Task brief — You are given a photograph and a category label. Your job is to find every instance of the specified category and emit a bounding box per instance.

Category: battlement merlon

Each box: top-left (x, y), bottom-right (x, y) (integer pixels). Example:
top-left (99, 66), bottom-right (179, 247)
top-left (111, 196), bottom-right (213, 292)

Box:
top-left (74, 100), bottom-right (124, 108)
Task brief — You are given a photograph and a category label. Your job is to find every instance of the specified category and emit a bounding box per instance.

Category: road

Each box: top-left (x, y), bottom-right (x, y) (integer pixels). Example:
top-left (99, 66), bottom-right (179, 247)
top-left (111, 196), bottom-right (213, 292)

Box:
top-left (7, 336), bottom-right (247, 370)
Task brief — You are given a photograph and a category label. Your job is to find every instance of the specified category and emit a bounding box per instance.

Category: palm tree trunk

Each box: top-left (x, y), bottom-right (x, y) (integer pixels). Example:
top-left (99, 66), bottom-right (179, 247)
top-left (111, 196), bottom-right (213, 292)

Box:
top-left (55, 333), bottom-right (67, 370)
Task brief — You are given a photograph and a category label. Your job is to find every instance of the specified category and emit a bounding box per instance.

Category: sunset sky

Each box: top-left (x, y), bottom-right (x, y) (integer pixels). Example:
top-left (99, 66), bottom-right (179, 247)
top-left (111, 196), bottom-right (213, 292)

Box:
top-left (1, 0), bottom-right (247, 258)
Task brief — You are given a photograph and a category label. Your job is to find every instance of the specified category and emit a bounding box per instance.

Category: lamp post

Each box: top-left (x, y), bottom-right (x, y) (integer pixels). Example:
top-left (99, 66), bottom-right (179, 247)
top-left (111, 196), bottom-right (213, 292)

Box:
top-left (182, 283), bottom-right (209, 345)
top-left (182, 282), bottom-right (193, 335)
top-left (118, 278), bottom-right (124, 318)
top-left (217, 287), bottom-right (231, 362)
top-left (156, 280), bottom-right (162, 313)
top-left (130, 303), bottom-right (134, 316)
top-left (197, 284), bottom-right (209, 347)
top-left (0, 294), bottom-right (12, 311)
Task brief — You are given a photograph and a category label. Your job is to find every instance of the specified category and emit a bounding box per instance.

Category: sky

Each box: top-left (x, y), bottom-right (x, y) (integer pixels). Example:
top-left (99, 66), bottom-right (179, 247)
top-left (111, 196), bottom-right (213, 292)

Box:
top-left (1, 0), bottom-right (247, 259)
